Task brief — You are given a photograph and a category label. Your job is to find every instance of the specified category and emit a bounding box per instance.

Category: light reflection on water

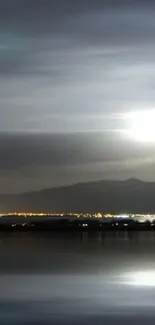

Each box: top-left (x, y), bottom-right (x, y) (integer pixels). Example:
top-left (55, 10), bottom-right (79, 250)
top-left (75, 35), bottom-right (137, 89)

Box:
top-left (1, 231), bottom-right (155, 324)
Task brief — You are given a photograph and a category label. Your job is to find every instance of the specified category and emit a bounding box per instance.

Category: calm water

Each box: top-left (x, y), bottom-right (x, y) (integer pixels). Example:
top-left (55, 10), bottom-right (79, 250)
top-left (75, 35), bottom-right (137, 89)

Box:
top-left (1, 231), bottom-right (155, 324)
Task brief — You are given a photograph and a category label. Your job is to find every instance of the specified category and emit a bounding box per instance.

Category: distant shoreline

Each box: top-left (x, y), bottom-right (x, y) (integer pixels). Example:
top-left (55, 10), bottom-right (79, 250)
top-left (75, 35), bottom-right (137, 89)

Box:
top-left (0, 217), bottom-right (155, 231)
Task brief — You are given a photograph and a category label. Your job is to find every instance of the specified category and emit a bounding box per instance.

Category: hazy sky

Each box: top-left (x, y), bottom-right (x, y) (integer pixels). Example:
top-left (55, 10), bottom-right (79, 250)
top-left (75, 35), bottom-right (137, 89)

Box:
top-left (1, 0), bottom-right (155, 193)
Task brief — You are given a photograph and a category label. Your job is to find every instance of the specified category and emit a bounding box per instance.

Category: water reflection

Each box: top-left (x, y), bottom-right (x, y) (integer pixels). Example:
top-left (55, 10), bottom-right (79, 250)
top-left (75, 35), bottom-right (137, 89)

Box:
top-left (1, 231), bottom-right (155, 324)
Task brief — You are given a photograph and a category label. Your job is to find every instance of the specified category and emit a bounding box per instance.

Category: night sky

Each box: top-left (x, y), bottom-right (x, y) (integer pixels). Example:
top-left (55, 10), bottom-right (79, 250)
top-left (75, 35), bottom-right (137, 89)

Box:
top-left (1, 0), bottom-right (155, 194)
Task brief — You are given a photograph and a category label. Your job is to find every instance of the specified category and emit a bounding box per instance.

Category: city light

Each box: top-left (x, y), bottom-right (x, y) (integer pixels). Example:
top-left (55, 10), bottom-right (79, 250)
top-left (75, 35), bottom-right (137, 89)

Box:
top-left (115, 214), bottom-right (130, 219)
top-left (0, 212), bottom-right (155, 222)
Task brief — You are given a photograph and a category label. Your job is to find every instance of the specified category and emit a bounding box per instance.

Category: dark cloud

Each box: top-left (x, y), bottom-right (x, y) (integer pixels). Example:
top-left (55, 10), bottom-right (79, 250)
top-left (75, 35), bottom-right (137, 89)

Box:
top-left (0, 132), bottom-right (153, 171)
top-left (0, 0), bottom-right (155, 38)
top-left (0, 132), bottom-right (155, 194)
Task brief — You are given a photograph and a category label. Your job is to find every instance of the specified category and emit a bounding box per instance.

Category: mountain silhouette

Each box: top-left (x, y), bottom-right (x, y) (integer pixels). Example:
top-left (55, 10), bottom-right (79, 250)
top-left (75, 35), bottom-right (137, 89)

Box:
top-left (0, 178), bottom-right (155, 213)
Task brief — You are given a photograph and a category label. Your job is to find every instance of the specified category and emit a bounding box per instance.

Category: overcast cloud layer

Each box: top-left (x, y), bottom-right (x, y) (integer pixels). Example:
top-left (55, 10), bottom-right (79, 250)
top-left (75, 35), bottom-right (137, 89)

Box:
top-left (1, 0), bottom-right (155, 193)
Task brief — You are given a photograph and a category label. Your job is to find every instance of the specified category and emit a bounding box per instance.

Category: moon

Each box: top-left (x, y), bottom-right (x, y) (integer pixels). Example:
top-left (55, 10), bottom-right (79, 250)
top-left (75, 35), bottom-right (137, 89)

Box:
top-left (122, 271), bottom-right (155, 287)
top-left (126, 110), bottom-right (155, 142)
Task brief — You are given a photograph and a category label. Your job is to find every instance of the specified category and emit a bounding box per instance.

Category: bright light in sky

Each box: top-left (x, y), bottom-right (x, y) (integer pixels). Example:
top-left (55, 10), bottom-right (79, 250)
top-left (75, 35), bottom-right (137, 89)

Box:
top-left (122, 271), bottom-right (155, 286)
top-left (126, 110), bottom-right (155, 142)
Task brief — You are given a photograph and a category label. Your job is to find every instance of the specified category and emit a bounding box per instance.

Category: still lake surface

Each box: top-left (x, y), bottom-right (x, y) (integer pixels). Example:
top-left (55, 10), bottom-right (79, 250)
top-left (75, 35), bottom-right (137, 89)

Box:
top-left (1, 231), bottom-right (155, 324)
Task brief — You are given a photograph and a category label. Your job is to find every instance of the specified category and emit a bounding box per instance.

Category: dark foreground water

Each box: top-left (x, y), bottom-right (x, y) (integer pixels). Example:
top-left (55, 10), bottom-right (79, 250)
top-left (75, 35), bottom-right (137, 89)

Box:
top-left (1, 231), bottom-right (155, 324)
